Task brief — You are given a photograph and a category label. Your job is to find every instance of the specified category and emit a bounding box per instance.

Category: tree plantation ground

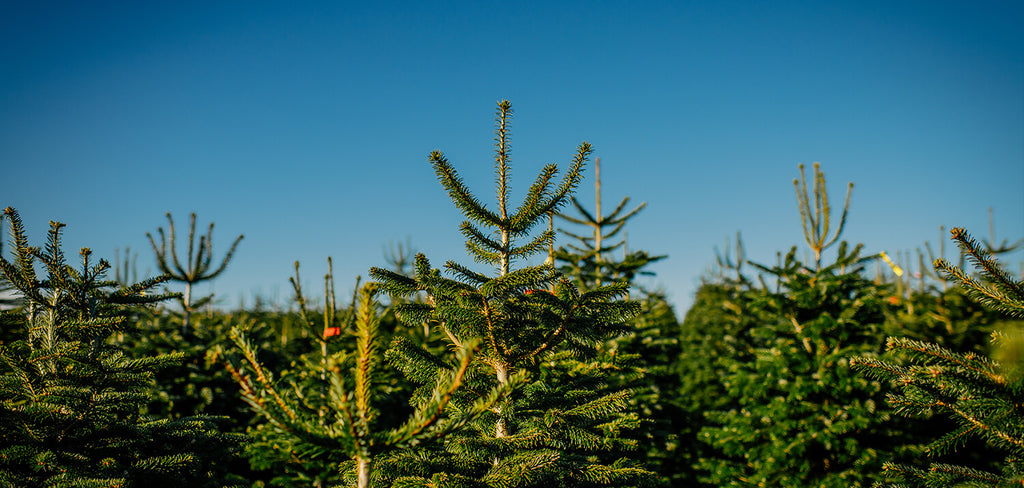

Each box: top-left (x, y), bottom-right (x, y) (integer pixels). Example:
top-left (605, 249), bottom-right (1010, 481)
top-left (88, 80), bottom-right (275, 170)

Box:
top-left (2, 103), bottom-right (1022, 487)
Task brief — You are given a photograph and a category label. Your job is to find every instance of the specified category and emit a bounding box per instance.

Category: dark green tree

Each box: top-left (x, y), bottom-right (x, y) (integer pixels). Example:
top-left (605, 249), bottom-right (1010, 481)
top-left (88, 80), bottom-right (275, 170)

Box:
top-left (369, 101), bottom-right (655, 487)
top-left (147, 212), bottom-right (244, 332)
top-left (675, 233), bottom-right (764, 486)
top-left (689, 164), bottom-right (909, 487)
top-left (854, 227), bottom-right (1024, 487)
top-left (552, 156), bottom-right (682, 481)
top-left (223, 261), bottom-right (512, 488)
top-left (0, 207), bottom-right (243, 487)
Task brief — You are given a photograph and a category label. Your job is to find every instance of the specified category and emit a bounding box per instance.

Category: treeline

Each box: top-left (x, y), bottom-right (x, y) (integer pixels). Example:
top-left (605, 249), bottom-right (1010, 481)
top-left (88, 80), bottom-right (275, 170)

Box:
top-left (2, 102), bottom-right (1022, 487)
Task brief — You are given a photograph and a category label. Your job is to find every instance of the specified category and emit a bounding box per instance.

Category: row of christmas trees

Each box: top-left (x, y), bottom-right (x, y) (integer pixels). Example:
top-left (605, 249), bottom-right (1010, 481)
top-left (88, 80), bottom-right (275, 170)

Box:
top-left (2, 101), bottom-right (1022, 487)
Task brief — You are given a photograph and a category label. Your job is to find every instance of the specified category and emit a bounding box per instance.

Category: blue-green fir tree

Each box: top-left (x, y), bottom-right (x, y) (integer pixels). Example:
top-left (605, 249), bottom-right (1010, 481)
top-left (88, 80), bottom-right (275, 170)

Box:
top-left (0, 207), bottom-right (244, 487)
top-left (369, 101), bottom-right (656, 487)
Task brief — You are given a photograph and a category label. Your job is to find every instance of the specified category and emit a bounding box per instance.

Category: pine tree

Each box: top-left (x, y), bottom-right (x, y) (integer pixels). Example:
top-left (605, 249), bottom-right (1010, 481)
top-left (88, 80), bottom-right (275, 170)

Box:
top-left (369, 101), bottom-right (655, 486)
top-left (853, 227), bottom-right (1024, 487)
top-left (0, 207), bottom-right (243, 488)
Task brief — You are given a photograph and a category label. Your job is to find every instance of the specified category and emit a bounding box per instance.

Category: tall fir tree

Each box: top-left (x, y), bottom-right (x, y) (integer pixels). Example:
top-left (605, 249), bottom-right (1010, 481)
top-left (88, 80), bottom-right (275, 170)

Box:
top-left (552, 157), bottom-right (665, 291)
top-left (854, 227), bottom-right (1024, 487)
top-left (689, 164), bottom-right (911, 487)
top-left (0, 207), bottom-right (243, 488)
top-left (551, 157), bottom-right (683, 482)
top-left (369, 101), bottom-right (655, 487)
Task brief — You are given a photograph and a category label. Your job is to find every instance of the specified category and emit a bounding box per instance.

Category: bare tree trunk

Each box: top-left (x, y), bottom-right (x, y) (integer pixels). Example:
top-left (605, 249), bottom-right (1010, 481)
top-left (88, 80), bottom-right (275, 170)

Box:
top-left (495, 362), bottom-right (509, 438)
top-left (182, 282), bottom-right (193, 333)
top-left (356, 456), bottom-right (371, 488)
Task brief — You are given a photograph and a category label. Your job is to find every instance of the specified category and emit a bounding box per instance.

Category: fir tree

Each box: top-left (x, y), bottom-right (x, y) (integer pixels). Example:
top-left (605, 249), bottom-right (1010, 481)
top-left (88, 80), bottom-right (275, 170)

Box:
top-left (222, 260), bottom-right (513, 488)
top-left (369, 101), bottom-right (655, 486)
top-left (676, 234), bottom-right (764, 486)
top-left (552, 157), bottom-right (682, 481)
top-left (854, 227), bottom-right (1024, 487)
top-left (146, 212), bottom-right (244, 333)
top-left (690, 165), bottom-right (907, 487)
top-left (553, 157), bottom-right (665, 291)
top-left (0, 212), bottom-right (21, 312)
top-left (0, 207), bottom-right (243, 488)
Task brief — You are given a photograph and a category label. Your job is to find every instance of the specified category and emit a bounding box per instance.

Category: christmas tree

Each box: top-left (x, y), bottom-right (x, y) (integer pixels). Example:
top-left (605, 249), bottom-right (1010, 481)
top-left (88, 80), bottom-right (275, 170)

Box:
top-left (369, 101), bottom-right (656, 486)
top-left (854, 227), bottom-right (1024, 487)
top-left (690, 164), bottom-right (908, 487)
top-left (552, 156), bottom-right (683, 481)
top-left (0, 207), bottom-right (243, 487)
top-left (552, 157), bottom-right (665, 291)
top-left (146, 212), bottom-right (244, 333)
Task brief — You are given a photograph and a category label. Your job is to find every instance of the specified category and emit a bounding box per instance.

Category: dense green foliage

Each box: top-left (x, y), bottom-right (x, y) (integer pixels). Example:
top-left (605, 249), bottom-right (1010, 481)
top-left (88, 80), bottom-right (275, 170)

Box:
top-left (2, 106), bottom-right (1019, 488)
top-left (674, 165), bottom-right (1016, 487)
top-left (854, 228), bottom-right (1024, 487)
top-left (369, 101), bottom-right (655, 487)
top-left (693, 243), bottom-right (903, 487)
top-left (0, 208), bottom-right (243, 488)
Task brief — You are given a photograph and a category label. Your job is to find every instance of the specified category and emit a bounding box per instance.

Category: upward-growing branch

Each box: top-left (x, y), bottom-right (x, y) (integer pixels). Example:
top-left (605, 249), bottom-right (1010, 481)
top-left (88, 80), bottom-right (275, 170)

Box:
top-left (555, 157), bottom-right (658, 291)
top-left (496, 101), bottom-right (512, 277)
top-left (147, 212), bottom-right (243, 333)
top-left (794, 162), bottom-right (852, 270)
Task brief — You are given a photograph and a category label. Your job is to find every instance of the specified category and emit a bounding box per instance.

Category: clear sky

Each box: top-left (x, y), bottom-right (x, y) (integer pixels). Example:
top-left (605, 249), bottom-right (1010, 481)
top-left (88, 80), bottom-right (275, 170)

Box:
top-left (2, 1), bottom-right (1022, 314)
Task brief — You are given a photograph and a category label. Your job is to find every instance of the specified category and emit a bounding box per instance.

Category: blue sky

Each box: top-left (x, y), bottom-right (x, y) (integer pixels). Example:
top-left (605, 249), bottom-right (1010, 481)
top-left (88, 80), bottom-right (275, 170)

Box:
top-left (2, 1), bottom-right (1022, 314)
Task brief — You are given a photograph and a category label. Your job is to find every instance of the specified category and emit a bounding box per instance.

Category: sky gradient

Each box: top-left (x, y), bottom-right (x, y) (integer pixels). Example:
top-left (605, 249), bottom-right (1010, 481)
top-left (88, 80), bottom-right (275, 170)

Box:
top-left (2, 1), bottom-right (1022, 313)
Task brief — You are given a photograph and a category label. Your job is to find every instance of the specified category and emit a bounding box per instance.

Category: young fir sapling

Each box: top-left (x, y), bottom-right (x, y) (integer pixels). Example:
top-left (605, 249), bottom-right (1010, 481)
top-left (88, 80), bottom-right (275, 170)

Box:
top-left (693, 164), bottom-right (905, 487)
top-left (223, 259), bottom-right (514, 488)
top-left (0, 212), bottom-right (21, 311)
top-left (554, 156), bottom-right (665, 291)
top-left (147, 212), bottom-right (244, 332)
top-left (0, 207), bottom-right (243, 487)
top-left (552, 156), bottom-right (682, 481)
top-left (369, 101), bottom-right (654, 486)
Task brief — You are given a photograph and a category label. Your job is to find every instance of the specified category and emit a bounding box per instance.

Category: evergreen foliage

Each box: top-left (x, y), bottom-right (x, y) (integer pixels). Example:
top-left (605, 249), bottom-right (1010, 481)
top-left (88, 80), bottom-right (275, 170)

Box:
top-left (675, 246), bottom-right (763, 485)
top-left (147, 212), bottom-right (244, 332)
top-left (686, 165), bottom-right (909, 487)
top-left (553, 157), bottom-right (665, 291)
top-left (223, 260), bottom-right (512, 488)
top-left (854, 227), bottom-right (1024, 487)
top-left (369, 101), bottom-right (655, 486)
top-left (695, 243), bottom-right (904, 487)
top-left (0, 213), bottom-right (22, 312)
top-left (552, 157), bottom-right (683, 481)
top-left (0, 207), bottom-right (243, 488)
